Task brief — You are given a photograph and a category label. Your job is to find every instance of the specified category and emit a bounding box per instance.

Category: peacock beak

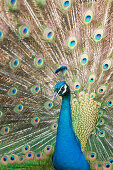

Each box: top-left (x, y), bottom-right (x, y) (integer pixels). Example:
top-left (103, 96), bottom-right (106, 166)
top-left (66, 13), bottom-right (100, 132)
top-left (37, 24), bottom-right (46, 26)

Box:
top-left (52, 92), bottom-right (58, 101)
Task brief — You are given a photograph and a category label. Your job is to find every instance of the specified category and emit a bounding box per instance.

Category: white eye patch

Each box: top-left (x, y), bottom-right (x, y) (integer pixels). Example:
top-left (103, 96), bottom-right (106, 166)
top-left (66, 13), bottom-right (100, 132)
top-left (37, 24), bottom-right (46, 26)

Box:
top-left (62, 84), bottom-right (67, 94)
top-left (58, 84), bottom-right (67, 94)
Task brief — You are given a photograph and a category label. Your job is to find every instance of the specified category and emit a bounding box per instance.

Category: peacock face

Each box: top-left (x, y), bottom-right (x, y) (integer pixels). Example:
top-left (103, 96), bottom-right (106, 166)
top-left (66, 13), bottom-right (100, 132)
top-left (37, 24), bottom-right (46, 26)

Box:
top-left (54, 81), bottom-right (70, 97)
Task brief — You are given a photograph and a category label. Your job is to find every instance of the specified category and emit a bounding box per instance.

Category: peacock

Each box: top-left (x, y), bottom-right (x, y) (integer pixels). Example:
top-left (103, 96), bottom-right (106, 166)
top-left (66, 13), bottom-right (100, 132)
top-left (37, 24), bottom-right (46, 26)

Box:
top-left (0, 0), bottom-right (113, 169)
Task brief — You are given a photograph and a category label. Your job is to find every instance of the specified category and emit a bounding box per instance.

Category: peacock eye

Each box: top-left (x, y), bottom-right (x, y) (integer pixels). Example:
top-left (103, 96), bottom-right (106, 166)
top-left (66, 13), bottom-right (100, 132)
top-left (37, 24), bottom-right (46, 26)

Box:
top-left (61, 86), bottom-right (65, 91)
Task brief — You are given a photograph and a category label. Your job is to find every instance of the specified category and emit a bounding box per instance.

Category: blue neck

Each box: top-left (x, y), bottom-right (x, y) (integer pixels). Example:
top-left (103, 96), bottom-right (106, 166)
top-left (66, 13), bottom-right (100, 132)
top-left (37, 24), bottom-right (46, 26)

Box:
top-left (54, 92), bottom-right (81, 150)
top-left (53, 92), bottom-right (91, 170)
top-left (57, 93), bottom-right (74, 136)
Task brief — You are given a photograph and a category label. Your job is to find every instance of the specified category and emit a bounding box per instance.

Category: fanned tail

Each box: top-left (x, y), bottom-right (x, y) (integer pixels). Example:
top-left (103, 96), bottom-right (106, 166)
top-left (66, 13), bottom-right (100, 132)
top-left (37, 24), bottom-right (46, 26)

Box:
top-left (0, 0), bottom-right (113, 169)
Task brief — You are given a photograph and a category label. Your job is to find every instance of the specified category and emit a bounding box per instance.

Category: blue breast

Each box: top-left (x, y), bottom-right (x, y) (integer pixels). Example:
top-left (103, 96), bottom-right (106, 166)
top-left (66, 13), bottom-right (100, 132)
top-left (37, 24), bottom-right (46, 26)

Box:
top-left (53, 93), bottom-right (90, 170)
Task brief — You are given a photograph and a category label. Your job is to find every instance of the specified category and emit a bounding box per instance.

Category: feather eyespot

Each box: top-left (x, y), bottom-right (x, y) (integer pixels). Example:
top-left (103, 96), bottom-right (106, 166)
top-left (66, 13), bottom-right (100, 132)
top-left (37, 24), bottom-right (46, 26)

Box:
top-left (79, 91), bottom-right (85, 97)
top-left (7, 0), bottom-right (18, 9)
top-left (23, 145), bottom-right (30, 153)
top-left (87, 152), bottom-right (96, 161)
top-left (93, 28), bottom-right (104, 42)
top-left (98, 163), bottom-right (102, 167)
top-left (100, 89), bottom-right (103, 92)
top-left (20, 157), bottom-right (23, 160)
top-left (14, 104), bottom-right (24, 113)
top-left (64, 1), bottom-right (70, 7)
top-left (11, 156), bottom-right (15, 160)
top-left (98, 130), bottom-right (105, 137)
top-left (18, 156), bottom-right (25, 163)
top-left (83, 10), bottom-right (94, 24)
top-left (76, 85), bottom-right (79, 88)
top-left (9, 59), bottom-right (20, 69)
top-left (80, 54), bottom-right (89, 66)
top-left (97, 85), bottom-right (107, 95)
top-left (44, 101), bottom-right (53, 110)
top-left (94, 162), bottom-right (103, 169)
top-left (67, 36), bottom-right (77, 50)
top-left (51, 123), bottom-right (57, 130)
top-left (18, 25), bottom-right (30, 38)
top-left (43, 28), bottom-right (54, 41)
top-left (70, 40), bottom-right (76, 46)
top-left (44, 145), bottom-right (53, 155)
top-left (47, 32), bottom-right (52, 38)
top-left (62, 0), bottom-right (71, 10)
top-left (99, 89), bottom-right (103, 93)
top-left (102, 59), bottom-right (111, 71)
top-left (31, 85), bottom-right (41, 94)
top-left (26, 152), bottom-right (34, 160)
top-left (8, 154), bottom-right (17, 164)
top-left (25, 146), bottom-right (29, 150)
top-left (90, 92), bottom-right (96, 98)
top-left (89, 74), bottom-right (96, 84)
top-left (31, 116), bottom-right (40, 126)
top-left (1, 127), bottom-right (10, 135)
top-left (82, 58), bottom-right (87, 63)
top-left (3, 157), bottom-right (7, 161)
top-left (23, 28), bottom-right (27, 34)
top-left (107, 99), bottom-right (113, 107)
top-left (28, 153), bottom-right (32, 157)
top-left (74, 82), bottom-right (81, 91)
top-left (35, 152), bottom-right (43, 160)
top-left (10, 0), bottom-right (16, 5)
top-left (98, 118), bottom-right (104, 125)
top-left (97, 102), bottom-right (101, 108)
top-left (96, 34), bottom-right (101, 39)
top-left (37, 153), bottom-right (41, 157)
top-left (72, 98), bottom-right (77, 105)
top-left (97, 163), bottom-right (102, 167)
top-left (109, 158), bottom-right (113, 164)
top-left (36, 153), bottom-right (42, 159)
top-left (99, 110), bottom-right (103, 117)
top-left (8, 87), bottom-right (18, 96)
top-left (105, 163), bottom-right (110, 168)
top-left (1, 156), bottom-right (9, 165)
top-left (85, 15), bottom-right (91, 21)
top-left (90, 153), bottom-right (95, 158)
top-left (108, 101), bottom-right (111, 104)
top-left (34, 57), bottom-right (44, 68)
top-left (104, 64), bottom-right (108, 69)
top-left (0, 30), bottom-right (4, 40)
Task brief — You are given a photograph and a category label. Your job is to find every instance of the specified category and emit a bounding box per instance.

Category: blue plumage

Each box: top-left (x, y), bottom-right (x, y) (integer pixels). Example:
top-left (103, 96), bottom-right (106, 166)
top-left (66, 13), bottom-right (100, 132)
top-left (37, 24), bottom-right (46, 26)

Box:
top-left (53, 81), bottom-right (90, 170)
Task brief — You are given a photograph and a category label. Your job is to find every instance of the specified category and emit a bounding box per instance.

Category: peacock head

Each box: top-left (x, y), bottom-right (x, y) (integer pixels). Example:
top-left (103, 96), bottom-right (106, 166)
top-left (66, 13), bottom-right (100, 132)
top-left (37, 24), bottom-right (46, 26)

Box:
top-left (54, 81), bottom-right (70, 97)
